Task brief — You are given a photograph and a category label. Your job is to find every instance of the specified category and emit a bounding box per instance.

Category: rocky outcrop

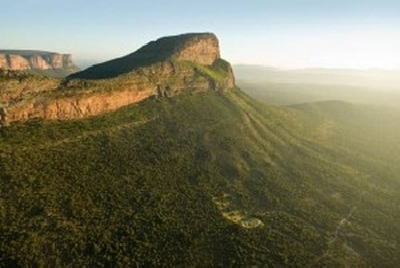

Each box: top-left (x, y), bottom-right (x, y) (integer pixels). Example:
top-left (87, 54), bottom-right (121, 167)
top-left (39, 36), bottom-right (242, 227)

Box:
top-left (1, 33), bottom-right (236, 125)
top-left (0, 50), bottom-right (79, 77)
top-left (170, 33), bottom-right (220, 65)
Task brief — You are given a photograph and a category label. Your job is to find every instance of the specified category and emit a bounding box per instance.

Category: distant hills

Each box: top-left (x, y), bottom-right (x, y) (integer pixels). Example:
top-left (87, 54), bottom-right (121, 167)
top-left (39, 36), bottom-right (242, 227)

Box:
top-left (234, 64), bottom-right (400, 89)
top-left (234, 64), bottom-right (400, 106)
top-left (0, 50), bottom-right (79, 77)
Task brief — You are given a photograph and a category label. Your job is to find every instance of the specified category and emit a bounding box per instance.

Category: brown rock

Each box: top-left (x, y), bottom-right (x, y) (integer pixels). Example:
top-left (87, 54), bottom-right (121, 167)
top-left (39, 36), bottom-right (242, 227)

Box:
top-left (27, 55), bottom-right (51, 69)
top-left (174, 34), bottom-right (220, 65)
top-left (7, 89), bottom-right (153, 122)
top-left (8, 55), bottom-right (31, 70)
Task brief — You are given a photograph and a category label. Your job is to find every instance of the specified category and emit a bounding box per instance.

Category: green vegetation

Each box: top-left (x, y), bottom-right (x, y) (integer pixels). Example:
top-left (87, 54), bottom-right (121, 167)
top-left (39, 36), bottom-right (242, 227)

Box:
top-left (0, 89), bottom-right (399, 266)
top-left (190, 59), bottom-right (231, 81)
top-left (27, 68), bottom-right (79, 78)
top-left (0, 69), bottom-right (60, 105)
top-left (0, 69), bottom-right (54, 82)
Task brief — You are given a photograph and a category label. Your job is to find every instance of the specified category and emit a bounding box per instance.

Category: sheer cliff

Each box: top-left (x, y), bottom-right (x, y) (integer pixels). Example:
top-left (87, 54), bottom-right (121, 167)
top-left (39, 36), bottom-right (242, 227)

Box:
top-left (0, 50), bottom-right (79, 77)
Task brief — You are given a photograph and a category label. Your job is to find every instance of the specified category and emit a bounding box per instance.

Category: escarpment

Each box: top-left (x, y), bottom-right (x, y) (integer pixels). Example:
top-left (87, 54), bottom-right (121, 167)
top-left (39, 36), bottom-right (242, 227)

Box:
top-left (0, 50), bottom-right (79, 77)
top-left (6, 89), bottom-right (153, 123)
top-left (0, 33), bottom-right (236, 126)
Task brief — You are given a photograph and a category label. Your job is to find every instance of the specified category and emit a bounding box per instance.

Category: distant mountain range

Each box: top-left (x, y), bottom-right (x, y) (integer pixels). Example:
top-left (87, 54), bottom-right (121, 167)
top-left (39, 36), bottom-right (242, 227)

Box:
top-left (233, 64), bottom-right (400, 89)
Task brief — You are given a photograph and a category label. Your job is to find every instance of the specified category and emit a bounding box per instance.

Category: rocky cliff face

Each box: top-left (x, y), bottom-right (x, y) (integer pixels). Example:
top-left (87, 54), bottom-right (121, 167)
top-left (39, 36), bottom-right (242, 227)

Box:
top-left (173, 34), bottom-right (220, 65)
top-left (1, 33), bottom-right (236, 126)
top-left (0, 50), bottom-right (79, 77)
top-left (6, 89), bottom-right (153, 123)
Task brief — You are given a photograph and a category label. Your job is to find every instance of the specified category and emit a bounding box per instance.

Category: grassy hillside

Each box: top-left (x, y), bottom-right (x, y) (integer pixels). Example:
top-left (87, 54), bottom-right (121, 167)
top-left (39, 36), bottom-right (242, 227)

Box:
top-left (0, 89), bottom-right (399, 266)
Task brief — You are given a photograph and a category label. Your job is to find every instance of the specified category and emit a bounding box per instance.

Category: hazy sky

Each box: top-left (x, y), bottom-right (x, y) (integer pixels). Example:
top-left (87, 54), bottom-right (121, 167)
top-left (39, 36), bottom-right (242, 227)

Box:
top-left (2, 0), bottom-right (400, 69)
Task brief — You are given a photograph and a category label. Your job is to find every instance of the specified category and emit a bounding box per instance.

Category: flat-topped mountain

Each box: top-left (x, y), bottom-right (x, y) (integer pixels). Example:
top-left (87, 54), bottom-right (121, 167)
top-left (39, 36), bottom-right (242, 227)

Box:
top-left (1, 33), bottom-right (235, 126)
top-left (0, 50), bottom-right (79, 77)
top-left (69, 33), bottom-right (221, 79)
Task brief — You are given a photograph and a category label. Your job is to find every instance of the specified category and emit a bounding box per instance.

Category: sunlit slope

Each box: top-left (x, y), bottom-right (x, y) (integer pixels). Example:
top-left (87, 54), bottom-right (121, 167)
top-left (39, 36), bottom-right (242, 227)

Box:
top-left (0, 89), bottom-right (399, 266)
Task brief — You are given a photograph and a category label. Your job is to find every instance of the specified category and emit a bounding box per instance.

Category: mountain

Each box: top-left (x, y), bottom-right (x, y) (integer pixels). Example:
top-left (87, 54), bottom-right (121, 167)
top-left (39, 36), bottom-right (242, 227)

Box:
top-left (0, 50), bottom-right (79, 77)
top-left (0, 33), bottom-right (235, 126)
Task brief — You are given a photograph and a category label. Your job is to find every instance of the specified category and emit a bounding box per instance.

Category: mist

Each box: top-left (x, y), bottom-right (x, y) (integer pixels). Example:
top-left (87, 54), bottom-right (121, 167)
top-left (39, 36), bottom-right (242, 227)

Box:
top-left (234, 65), bottom-right (400, 107)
